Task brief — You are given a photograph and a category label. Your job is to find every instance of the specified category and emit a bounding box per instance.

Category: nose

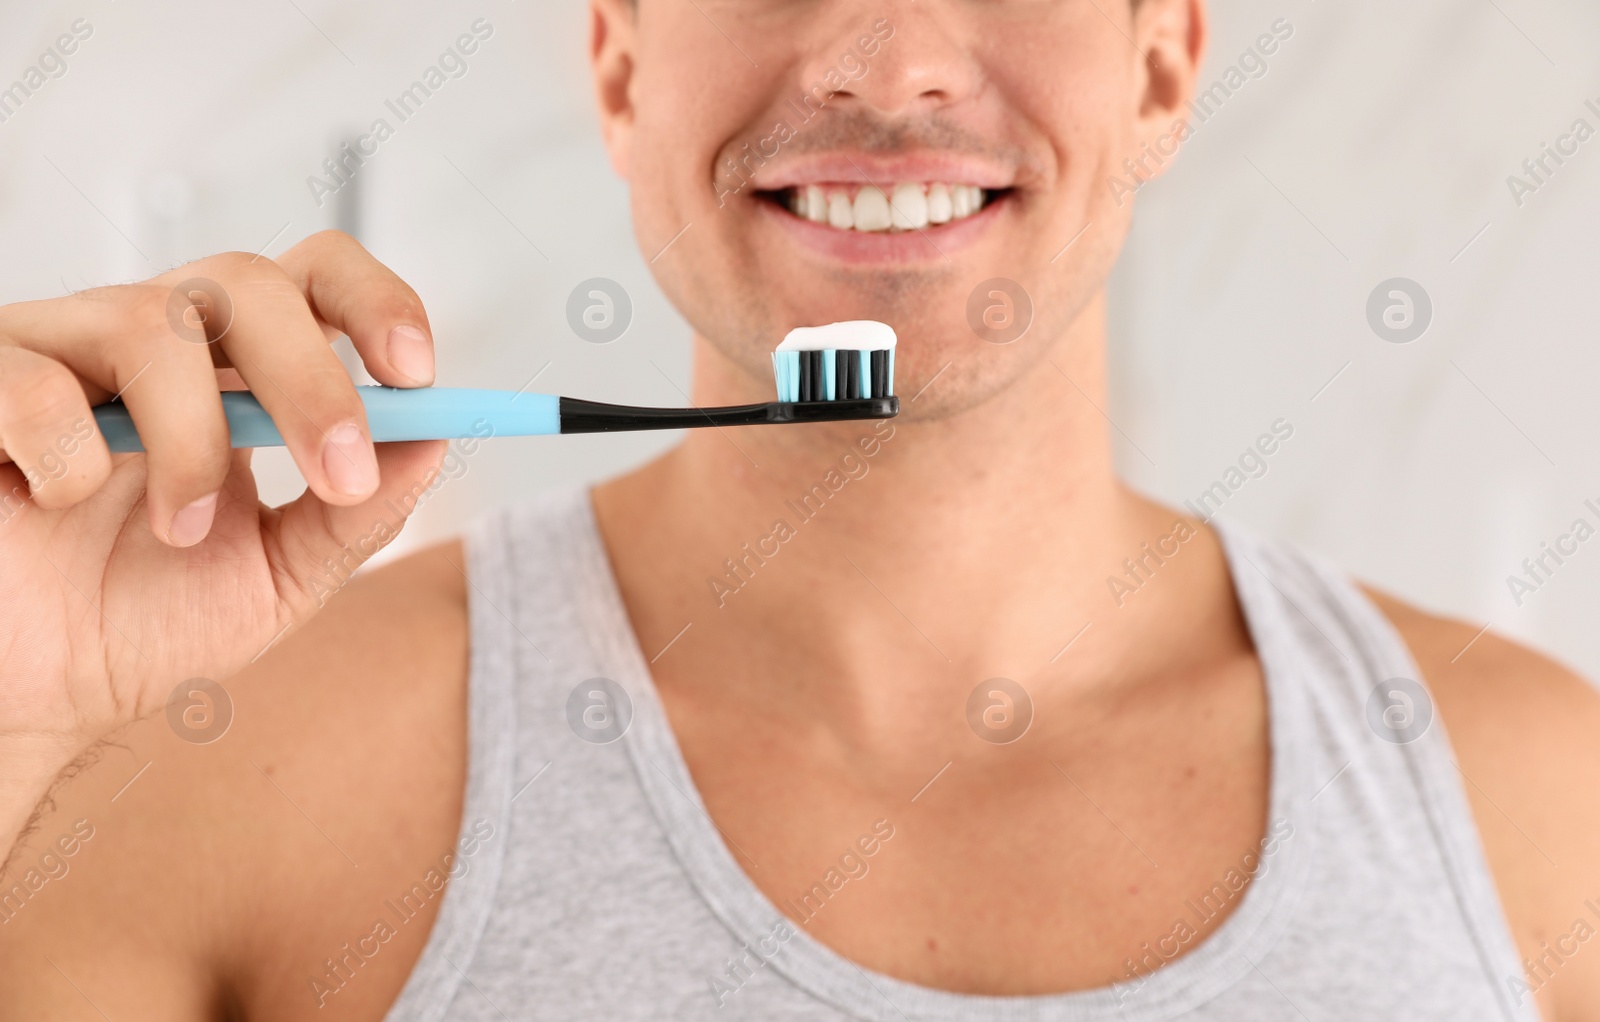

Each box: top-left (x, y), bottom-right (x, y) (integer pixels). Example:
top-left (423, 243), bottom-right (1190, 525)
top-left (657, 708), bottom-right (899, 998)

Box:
top-left (799, 5), bottom-right (982, 119)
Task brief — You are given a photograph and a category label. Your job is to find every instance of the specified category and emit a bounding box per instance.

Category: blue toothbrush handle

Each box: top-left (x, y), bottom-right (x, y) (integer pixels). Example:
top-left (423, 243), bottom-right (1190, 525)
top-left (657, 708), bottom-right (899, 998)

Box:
top-left (92, 386), bottom-right (562, 453)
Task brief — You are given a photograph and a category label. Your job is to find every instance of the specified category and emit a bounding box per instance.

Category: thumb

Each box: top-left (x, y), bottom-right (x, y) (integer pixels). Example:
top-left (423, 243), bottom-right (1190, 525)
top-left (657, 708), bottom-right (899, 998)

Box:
top-left (266, 439), bottom-right (450, 614)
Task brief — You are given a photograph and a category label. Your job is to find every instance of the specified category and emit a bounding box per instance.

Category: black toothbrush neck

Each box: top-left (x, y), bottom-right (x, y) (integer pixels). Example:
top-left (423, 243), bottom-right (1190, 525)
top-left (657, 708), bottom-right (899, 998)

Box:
top-left (557, 396), bottom-right (898, 434)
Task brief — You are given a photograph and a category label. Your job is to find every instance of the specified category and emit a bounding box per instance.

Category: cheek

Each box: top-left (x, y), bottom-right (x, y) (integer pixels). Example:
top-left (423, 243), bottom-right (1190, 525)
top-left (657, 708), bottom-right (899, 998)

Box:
top-left (628, 38), bottom-right (777, 276)
top-left (632, 25), bottom-right (774, 196)
top-left (973, 22), bottom-right (1139, 242)
top-left (989, 10), bottom-right (1134, 135)
top-left (1012, 56), bottom-right (1130, 183)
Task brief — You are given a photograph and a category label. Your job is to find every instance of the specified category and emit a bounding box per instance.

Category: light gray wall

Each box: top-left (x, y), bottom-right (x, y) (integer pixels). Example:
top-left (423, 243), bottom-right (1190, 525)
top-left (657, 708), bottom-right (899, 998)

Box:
top-left (2, 0), bottom-right (1597, 678)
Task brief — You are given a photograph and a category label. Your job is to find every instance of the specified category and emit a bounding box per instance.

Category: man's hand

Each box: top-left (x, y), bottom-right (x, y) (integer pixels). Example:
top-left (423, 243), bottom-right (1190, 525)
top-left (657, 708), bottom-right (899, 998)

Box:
top-left (0, 230), bottom-right (447, 860)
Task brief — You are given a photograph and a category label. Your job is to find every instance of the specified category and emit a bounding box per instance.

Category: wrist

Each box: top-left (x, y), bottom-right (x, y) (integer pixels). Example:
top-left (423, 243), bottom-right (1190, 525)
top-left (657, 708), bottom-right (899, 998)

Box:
top-left (0, 733), bottom-right (80, 863)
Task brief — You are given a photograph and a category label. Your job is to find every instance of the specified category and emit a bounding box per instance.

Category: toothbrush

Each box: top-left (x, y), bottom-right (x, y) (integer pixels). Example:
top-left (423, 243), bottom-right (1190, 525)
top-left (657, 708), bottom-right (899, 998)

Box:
top-left (91, 321), bottom-right (898, 452)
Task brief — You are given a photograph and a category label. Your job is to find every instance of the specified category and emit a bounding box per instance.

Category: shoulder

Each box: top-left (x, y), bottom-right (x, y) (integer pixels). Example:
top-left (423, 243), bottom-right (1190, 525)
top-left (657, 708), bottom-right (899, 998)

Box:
top-left (1364, 585), bottom-right (1600, 1021)
top-left (1364, 586), bottom-right (1600, 755)
top-left (0, 539), bottom-right (471, 1021)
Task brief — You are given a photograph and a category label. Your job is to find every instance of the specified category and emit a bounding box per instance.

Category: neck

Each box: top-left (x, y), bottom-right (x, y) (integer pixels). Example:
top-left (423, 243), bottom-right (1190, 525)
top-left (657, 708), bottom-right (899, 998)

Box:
top-left (593, 290), bottom-right (1241, 742)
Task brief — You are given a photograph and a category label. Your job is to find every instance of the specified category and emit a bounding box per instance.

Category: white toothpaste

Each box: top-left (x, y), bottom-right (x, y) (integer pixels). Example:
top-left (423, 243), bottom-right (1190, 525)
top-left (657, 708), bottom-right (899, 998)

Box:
top-left (776, 320), bottom-right (897, 352)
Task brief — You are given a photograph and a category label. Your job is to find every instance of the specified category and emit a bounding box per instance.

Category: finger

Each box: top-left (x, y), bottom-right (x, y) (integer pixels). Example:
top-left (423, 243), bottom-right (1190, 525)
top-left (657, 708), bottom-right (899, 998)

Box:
top-left (174, 253), bottom-right (380, 506)
top-left (276, 230), bottom-right (436, 387)
top-left (0, 346), bottom-right (112, 511)
top-left (0, 462), bottom-right (30, 526)
top-left (3, 285), bottom-right (234, 544)
top-left (264, 439), bottom-right (447, 614)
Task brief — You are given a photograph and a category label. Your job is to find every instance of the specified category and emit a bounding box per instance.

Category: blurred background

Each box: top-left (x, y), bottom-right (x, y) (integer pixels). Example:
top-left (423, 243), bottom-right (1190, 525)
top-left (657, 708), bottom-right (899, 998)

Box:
top-left (1, 0), bottom-right (1597, 678)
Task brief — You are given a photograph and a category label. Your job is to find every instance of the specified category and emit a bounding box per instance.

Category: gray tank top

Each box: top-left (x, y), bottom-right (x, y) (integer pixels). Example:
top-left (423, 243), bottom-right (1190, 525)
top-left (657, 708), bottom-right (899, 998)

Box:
top-left (383, 488), bottom-right (1535, 1021)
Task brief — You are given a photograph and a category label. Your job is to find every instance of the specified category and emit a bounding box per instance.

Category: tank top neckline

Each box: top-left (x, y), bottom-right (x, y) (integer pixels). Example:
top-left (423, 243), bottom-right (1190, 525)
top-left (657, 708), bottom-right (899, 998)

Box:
top-left (564, 490), bottom-right (1321, 1021)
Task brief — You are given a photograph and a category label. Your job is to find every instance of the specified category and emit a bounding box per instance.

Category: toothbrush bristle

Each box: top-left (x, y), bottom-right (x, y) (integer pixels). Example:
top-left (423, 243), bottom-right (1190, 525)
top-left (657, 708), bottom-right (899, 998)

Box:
top-left (771, 346), bottom-right (894, 402)
top-left (771, 320), bottom-right (896, 403)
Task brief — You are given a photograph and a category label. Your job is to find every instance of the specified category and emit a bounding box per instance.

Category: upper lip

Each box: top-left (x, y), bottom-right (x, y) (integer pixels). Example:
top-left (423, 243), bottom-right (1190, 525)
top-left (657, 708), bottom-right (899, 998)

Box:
top-left (742, 152), bottom-right (1017, 191)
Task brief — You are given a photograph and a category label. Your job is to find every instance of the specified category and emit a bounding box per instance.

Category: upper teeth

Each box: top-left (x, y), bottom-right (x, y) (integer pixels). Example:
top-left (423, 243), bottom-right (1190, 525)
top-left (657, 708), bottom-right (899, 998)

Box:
top-left (788, 183), bottom-right (986, 232)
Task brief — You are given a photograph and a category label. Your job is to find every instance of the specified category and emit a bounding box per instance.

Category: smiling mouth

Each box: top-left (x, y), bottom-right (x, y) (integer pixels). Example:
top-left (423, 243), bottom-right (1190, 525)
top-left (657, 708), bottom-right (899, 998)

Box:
top-left (760, 182), bottom-right (1008, 233)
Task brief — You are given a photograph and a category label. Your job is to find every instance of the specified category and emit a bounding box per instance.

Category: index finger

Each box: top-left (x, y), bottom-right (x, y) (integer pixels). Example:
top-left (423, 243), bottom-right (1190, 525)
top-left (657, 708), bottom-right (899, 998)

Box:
top-left (274, 230), bottom-right (436, 388)
top-left (167, 253), bottom-right (379, 504)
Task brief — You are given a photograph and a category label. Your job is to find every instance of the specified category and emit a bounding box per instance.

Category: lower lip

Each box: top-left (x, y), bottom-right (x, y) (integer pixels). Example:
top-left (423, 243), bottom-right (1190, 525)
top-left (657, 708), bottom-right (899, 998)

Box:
top-left (755, 193), bottom-right (1009, 266)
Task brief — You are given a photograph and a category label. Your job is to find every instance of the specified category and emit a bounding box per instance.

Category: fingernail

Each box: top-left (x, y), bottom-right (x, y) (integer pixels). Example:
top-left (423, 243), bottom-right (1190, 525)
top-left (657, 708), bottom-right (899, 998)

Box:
top-left (323, 422), bottom-right (378, 498)
top-left (387, 325), bottom-right (434, 385)
top-left (167, 492), bottom-right (218, 547)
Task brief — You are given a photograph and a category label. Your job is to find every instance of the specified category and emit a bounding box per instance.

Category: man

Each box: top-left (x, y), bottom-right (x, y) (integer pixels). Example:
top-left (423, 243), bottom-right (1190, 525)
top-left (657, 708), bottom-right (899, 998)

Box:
top-left (1, 0), bottom-right (1596, 1018)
